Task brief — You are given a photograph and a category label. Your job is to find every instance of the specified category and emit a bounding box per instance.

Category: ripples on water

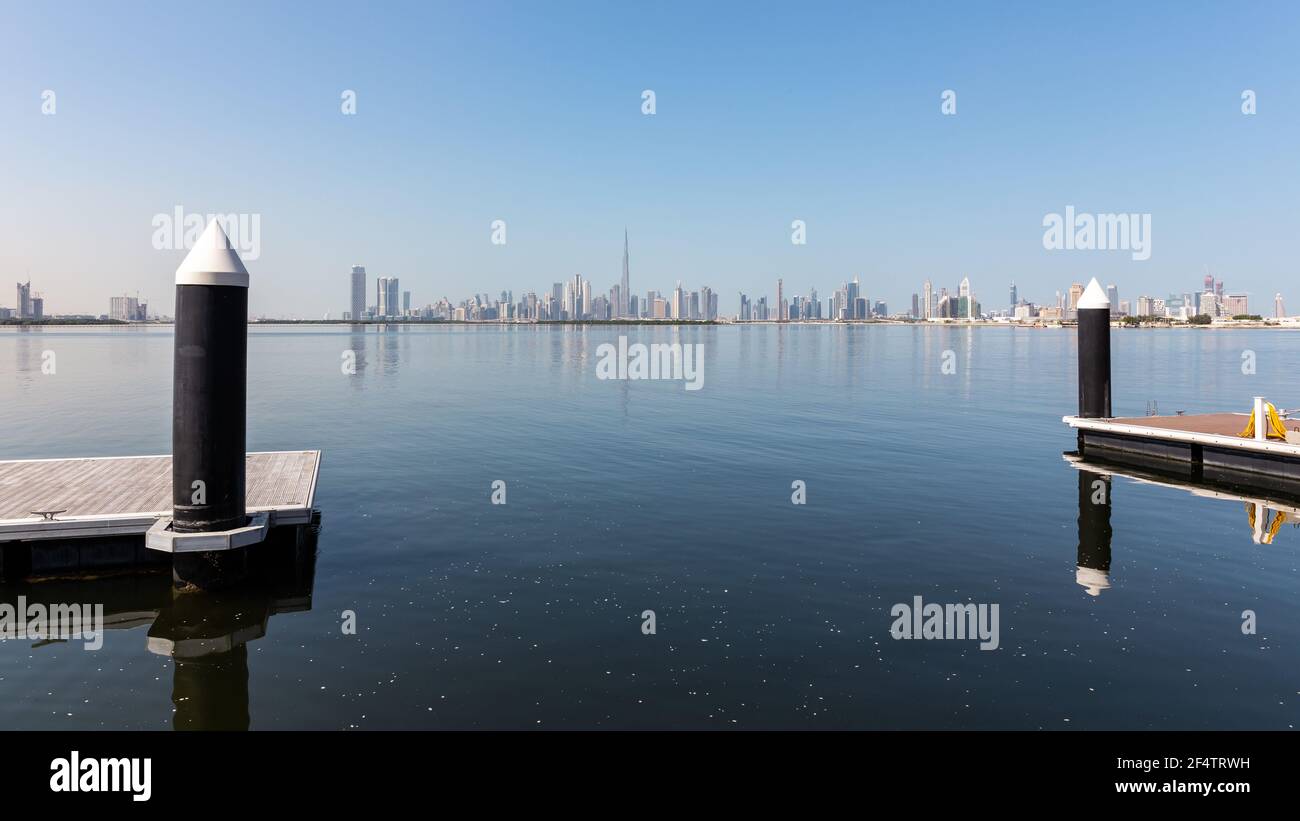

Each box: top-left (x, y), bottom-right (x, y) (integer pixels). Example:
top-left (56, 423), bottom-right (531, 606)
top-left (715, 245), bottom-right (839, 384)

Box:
top-left (0, 324), bottom-right (1296, 729)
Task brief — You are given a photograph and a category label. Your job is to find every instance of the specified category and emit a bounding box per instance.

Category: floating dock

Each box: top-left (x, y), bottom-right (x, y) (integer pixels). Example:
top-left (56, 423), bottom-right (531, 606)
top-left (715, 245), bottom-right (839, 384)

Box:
top-left (0, 451), bottom-right (320, 543)
top-left (1064, 413), bottom-right (1300, 484)
top-left (1063, 279), bottom-right (1300, 492)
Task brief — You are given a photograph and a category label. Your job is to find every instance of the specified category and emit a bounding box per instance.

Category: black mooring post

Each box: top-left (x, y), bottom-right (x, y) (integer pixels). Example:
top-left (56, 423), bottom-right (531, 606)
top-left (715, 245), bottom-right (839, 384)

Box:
top-left (173, 284), bottom-right (247, 532)
top-left (1077, 278), bottom-right (1111, 419)
top-left (170, 219), bottom-right (250, 587)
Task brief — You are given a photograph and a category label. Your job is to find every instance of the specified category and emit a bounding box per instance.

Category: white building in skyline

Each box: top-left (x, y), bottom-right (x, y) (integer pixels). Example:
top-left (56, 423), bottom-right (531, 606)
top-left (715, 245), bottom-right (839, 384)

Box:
top-left (350, 265), bottom-right (366, 320)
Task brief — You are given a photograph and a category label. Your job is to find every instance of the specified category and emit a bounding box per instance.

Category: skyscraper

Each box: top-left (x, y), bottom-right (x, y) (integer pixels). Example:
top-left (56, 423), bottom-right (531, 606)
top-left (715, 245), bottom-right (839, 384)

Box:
top-left (621, 229), bottom-right (630, 318)
top-left (1068, 283), bottom-right (1084, 316)
top-left (776, 278), bottom-right (784, 321)
top-left (350, 266), bottom-right (366, 320)
top-left (1276, 293), bottom-right (1286, 319)
top-left (1009, 281), bottom-right (1017, 310)
top-left (1106, 284), bottom-right (1118, 314)
top-left (923, 279), bottom-right (933, 320)
top-left (377, 277), bottom-right (399, 318)
top-left (15, 281), bottom-right (32, 319)
top-left (571, 274), bottom-right (584, 319)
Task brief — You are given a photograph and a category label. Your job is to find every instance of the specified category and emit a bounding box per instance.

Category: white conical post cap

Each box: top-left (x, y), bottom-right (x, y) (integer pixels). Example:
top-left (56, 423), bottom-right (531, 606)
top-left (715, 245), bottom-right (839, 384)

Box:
top-left (1078, 278), bottom-right (1109, 310)
top-left (175, 219), bottom-right (250, 287)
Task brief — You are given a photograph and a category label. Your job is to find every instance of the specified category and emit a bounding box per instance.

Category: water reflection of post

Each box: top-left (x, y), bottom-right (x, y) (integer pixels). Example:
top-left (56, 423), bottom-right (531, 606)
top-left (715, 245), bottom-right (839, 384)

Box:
top-left (149, 592), bottom-right (265, 730)
top-left (1076, 468), bottom-right (1113, 596)
top-left (150, 523), bottom-right (317, 730)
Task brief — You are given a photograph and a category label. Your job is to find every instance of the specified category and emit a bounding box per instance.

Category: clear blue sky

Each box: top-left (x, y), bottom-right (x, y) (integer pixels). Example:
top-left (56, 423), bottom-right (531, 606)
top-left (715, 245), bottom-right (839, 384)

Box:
top-left (3, 0), bottom-right (1297, 317)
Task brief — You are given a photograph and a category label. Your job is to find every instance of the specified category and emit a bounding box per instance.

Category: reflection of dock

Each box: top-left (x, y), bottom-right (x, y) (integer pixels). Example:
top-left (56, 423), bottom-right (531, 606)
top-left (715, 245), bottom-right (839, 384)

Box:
top-left (1, 522), bottom-right (316, 730)
top-left (1063, 451), bottom-right (1300, 517)
top-left (1065, 452), bottom-right (1296, 545)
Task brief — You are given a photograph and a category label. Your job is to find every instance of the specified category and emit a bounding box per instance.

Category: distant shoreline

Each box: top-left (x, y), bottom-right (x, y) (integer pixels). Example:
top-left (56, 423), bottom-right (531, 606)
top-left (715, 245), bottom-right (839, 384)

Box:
top-left (3, 318), bottom-right (1296, 330)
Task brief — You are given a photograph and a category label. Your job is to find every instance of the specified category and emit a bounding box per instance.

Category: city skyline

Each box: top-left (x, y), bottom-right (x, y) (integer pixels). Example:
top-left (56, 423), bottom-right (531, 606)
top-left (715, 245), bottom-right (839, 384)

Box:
top-left (4, 231), bottom-right (1284, 322)
top-left (332, 231), bottom-right (1279, 324)
top-left (3, 2), bottom-right (1298, 317)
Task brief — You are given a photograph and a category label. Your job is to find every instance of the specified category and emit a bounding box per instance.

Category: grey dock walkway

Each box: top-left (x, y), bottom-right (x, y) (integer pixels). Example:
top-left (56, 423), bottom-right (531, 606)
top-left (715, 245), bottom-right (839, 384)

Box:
top-left (0, 451), bottom-right (321, 542)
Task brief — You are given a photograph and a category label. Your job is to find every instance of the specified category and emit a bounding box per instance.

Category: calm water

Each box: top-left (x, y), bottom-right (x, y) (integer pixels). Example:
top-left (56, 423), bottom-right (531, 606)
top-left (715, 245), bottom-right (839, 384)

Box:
top-left (1, 324), bottom-right (1297, 729)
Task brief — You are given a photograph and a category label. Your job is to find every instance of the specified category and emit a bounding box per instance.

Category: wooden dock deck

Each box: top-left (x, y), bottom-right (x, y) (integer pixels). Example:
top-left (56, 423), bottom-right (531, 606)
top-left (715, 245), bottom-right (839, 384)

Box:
top-left (1102, 413), bottom-right (1300, 438)
top-left (0, 451), bottom-right (321, 542)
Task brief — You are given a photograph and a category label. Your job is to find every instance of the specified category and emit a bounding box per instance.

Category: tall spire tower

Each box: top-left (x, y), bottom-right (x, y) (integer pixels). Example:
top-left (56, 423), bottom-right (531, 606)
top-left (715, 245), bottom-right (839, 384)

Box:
top-left (621, 229), bottom-right (630, 318)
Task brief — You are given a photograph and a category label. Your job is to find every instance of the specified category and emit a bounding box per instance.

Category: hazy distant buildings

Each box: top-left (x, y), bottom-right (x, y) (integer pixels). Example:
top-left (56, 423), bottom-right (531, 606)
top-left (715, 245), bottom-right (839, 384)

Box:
top-left (319, 228), bottom-right (1286, 327)
top-left (109, 295), bottom-right (147, 321)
